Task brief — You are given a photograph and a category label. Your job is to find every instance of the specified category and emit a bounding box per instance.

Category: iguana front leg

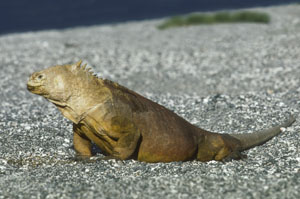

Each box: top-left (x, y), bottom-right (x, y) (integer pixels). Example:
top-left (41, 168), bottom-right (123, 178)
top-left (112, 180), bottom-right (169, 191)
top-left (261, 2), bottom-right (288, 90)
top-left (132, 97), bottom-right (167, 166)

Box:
top-left (112, 130), bottom-right (141, 160)
top-left (79, 114), bottom-right (141, 160)
top-left (108, 115), bottom-right (142, 160)
top-left (73, 124), bottom-right (92, 160)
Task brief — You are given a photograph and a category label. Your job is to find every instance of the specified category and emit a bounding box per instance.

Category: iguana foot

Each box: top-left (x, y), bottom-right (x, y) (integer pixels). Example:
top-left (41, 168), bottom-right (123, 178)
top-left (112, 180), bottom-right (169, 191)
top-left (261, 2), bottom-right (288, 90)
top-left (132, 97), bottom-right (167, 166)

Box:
top-left (221, 151), bottom-right (247, 163)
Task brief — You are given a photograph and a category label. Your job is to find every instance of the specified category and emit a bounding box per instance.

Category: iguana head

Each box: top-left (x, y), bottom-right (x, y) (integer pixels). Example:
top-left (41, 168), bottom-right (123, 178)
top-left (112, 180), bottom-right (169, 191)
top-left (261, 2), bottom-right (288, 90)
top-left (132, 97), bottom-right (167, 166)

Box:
top-left (27, 62), bottom-right (73, 106)
top-left (27, 60), bottom-right (105, 123)
top-left (27, 60), bottom-right (98, 105)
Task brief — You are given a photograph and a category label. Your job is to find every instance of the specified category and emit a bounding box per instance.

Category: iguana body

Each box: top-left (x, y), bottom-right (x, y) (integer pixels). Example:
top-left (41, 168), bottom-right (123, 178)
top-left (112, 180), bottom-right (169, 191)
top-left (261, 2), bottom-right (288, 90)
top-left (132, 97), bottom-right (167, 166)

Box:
top-left (27, 61), bottom-right (295, 162)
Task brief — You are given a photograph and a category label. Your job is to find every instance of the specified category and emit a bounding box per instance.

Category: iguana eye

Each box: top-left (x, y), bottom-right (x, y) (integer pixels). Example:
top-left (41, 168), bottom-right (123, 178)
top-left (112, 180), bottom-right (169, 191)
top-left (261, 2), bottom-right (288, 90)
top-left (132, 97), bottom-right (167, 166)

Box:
top-left (37, 74), bottom-right (44, 80)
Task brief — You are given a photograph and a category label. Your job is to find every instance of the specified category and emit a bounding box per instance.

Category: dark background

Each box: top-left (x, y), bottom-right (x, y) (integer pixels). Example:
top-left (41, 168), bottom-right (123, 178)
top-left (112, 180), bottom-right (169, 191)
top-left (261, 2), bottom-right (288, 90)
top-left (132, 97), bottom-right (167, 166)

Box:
top-left (0, 0), bottom-right (299, 35)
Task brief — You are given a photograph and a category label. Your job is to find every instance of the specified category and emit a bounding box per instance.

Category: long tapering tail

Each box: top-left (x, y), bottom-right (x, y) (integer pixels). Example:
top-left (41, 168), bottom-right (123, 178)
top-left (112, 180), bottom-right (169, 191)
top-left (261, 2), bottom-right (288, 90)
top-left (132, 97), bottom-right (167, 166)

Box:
top-left (230, 116), bottom-right (295, 151)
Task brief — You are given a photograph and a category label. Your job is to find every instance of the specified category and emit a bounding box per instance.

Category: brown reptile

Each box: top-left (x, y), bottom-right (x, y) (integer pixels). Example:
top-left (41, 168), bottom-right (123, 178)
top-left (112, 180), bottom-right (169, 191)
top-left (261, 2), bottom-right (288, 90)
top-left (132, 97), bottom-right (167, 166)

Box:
top-left (27, 61), bottom-right (295, 162)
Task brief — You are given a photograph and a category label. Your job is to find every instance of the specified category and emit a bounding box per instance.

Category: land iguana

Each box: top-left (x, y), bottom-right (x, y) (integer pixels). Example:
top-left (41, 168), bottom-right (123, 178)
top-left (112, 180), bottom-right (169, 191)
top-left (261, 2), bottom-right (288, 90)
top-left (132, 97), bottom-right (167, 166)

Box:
top-left (27, 61), bottom-right (295, 162)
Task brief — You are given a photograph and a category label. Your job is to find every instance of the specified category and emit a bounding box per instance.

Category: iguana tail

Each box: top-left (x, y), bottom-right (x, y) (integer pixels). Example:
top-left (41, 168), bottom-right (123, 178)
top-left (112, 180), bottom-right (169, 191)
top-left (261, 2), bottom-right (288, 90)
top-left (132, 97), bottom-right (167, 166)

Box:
top-left (229, 116), bottom-right (295, 151)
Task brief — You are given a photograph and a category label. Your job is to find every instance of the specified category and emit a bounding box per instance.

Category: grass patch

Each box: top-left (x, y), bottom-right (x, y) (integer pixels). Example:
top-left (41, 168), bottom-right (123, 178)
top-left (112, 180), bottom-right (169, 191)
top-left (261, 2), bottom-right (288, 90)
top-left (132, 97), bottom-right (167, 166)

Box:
top-left (158, 11), bottom-right (270, 29)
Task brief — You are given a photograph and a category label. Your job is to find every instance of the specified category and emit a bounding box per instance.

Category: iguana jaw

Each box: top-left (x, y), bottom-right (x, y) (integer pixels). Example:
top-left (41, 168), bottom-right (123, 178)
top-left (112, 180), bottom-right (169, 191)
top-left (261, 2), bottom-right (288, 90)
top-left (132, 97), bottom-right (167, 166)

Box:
top-left (27, 82), bottom-right (45, 95)
top-left (48, 99), bottom-right (67, 107)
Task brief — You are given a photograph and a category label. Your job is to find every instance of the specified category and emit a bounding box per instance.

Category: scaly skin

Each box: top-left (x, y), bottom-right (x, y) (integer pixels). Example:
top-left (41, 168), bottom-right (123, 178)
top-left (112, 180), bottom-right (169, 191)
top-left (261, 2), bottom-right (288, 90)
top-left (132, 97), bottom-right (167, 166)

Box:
top-left (27, 61), bottom-right (295, 162)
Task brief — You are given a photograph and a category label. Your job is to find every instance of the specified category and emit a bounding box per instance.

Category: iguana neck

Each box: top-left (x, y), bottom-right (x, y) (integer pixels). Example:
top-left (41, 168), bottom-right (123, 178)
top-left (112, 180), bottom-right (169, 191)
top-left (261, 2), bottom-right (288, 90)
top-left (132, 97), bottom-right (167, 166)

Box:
top-left (51, 84), bottom-right (111, 124)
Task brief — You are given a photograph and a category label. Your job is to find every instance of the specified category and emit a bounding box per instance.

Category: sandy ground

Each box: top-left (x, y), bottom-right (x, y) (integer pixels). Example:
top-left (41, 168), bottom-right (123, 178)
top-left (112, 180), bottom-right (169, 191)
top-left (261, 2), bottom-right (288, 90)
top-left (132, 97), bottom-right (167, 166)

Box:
top-left (0, 4), bottom-right (299, 199)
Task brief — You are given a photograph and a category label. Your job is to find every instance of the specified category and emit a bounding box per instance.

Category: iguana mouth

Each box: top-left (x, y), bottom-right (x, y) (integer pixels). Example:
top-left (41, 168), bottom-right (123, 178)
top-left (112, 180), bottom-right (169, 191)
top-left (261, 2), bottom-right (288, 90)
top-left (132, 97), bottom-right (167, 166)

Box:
top-left (26, 84), bottom-right (35, 91)
top-left (26, 83), bottom-right (44, 94)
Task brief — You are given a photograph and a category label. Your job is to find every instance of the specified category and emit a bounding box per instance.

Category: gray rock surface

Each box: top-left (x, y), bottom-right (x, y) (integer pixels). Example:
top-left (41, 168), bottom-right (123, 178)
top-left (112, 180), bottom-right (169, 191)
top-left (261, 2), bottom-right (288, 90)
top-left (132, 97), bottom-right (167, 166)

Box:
top-left (0, 4), bottom-right (299, 199)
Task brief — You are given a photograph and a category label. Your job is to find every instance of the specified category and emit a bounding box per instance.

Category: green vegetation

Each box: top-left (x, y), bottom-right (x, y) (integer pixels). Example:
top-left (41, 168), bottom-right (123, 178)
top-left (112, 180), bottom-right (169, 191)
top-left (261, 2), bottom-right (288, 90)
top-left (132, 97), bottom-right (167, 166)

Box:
top-left (158, 11), bottom-right (270, 30)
